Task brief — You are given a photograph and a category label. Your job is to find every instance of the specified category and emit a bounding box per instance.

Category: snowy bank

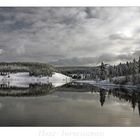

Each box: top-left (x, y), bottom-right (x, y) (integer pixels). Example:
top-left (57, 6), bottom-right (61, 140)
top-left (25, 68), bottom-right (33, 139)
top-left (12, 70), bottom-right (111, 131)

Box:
top-left (0, 72), bottom-right (72, 88)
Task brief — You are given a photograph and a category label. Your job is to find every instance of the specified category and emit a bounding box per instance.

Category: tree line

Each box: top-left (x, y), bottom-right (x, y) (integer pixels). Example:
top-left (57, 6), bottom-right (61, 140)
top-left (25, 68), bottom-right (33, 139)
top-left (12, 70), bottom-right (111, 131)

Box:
top-left (0, 62), bottom-right (56, 76)
top-left (99, 57), bottom-right (140, 84)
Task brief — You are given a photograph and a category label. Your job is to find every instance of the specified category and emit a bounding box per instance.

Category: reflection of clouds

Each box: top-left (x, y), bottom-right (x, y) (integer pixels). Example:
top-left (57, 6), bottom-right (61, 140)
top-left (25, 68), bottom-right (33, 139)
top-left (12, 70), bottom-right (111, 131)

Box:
top-left (15, 103), bottom-right (25, 113)
top-left (0, 90), bottom-right (139, 126)
top-left (51, 91), bottom-right (140, 125)
top-left (0, 102), bottom-right (3, 109)
top-left (122, 118), bottom-right (131, 125)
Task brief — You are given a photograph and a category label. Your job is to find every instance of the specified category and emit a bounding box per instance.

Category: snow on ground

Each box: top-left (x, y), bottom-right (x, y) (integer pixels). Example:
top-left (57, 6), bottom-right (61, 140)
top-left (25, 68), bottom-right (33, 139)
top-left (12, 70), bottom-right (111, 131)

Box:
top-left (49, 72), bottom-right (72, 83)
top-left (0, 72), bottom-right (72, 88)
top-left (10, 72), bottom-right (30, 77)
top-left (49, 72), bottom-right (72, 87)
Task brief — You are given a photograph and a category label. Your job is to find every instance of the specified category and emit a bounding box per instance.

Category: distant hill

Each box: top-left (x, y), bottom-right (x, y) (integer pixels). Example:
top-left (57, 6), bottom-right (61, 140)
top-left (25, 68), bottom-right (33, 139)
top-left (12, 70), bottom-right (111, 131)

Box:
top-left (56, 66), bottom-right (98, 74)
top-left (0, 62), bottom-right (56, 76)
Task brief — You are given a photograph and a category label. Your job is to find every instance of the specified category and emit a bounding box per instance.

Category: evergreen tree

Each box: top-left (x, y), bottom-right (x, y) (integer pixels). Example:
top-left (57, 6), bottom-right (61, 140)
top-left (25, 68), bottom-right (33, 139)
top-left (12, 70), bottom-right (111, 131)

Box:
top-left (138, 56), bottom-right (140, 73)
top-left (108, 66), bottom-right (113, 81)
top-left (132, 59), bottom-right (137, 84)
top-left (126, 61), bottom-right (130, 75)
top-left (100, 62), bottom-right (106, 80)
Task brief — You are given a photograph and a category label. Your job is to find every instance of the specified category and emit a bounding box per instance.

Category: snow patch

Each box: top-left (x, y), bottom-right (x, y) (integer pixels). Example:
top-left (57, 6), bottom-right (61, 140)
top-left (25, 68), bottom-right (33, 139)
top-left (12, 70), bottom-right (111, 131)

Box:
top-left (0, 72), bottom-right (72, 88)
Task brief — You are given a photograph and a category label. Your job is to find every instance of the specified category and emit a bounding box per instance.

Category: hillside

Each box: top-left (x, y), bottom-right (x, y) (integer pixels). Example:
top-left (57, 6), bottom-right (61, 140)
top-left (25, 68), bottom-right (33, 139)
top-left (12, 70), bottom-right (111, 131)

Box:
top-left (0, 62), bottom-right (56, 76)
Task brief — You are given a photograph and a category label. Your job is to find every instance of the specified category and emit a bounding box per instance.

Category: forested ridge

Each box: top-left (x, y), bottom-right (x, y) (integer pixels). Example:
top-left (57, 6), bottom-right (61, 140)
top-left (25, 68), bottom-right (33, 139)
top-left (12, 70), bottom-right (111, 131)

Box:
top-left (58, 57), bottom-right (140, 85)
top-left (0, 62), bottom-right (56, 76)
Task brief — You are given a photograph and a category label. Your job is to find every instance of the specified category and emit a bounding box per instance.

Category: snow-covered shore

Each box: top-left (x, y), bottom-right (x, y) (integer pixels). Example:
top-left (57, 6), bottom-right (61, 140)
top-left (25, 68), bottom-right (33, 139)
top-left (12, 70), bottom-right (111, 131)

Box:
top-left (0, 72), bottom-right (72, 88)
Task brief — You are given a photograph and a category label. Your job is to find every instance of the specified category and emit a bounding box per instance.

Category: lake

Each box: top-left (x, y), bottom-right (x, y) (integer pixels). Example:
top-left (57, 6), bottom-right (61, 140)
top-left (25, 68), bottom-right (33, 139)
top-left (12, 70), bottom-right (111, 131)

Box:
top-left (0, 82), bottom-right (140, 126)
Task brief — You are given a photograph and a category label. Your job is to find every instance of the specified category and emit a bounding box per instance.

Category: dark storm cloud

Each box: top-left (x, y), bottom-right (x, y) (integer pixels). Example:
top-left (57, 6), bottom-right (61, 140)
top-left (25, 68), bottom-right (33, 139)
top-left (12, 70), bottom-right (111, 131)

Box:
top-left (0, 7), bottom-right (140, 65)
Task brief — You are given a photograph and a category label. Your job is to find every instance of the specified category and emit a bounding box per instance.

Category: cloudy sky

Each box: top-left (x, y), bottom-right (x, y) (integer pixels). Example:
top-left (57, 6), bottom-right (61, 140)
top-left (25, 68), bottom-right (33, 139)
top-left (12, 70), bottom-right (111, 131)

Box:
top-left (0, 7), bottom-right (140, 66)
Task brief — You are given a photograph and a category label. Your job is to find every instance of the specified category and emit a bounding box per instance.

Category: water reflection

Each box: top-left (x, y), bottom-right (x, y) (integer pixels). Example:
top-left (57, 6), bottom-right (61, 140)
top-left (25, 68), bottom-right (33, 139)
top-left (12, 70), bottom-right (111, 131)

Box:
top-left (0, 81), bottom-right (140, 126)
top-left (58, 82), bottom-right (140, 115)
top-left (0, 83), bottom-right (54, 97)
top-left (0, 81), bottom-right (140, 111)
top-left (99, 89), bottom-right (106, 106)
top-left (0, 82), bottom-right (67, 97)
top-left (108, 88), bottom-right (140, 115)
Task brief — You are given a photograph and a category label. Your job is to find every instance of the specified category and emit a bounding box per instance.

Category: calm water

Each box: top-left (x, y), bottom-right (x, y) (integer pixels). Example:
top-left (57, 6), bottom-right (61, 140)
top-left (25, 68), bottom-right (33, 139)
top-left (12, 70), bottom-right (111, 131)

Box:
top-left (0, 82), bottom-right (140, 126)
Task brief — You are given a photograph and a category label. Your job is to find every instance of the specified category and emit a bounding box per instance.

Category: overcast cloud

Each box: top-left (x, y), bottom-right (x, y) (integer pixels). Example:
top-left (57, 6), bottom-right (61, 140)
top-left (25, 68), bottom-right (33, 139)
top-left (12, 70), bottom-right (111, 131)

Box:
top-left (0, 7), bottom-right (140, 66)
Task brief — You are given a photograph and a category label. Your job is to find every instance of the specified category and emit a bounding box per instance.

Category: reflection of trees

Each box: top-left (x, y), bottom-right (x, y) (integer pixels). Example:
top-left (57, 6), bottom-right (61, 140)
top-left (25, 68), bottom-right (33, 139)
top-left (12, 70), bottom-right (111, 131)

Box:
top-left (138, 101), bottom-right (140, 116)
top-left (137, 94), bottom-right (140, 116)
top-left (94, 86), bottom-right (140, 116)
top-left (58, 82), bottom-right (140, 115)
top-left (107, 89), bottom-right (112, 99)
top-left (0, 83), bottom-right (55, 97)
top-left (131, 92), bottom-right (137, 111)
top-left (99, 89), bottom-right (106, 106)
top-left (106, 87), bottom-right (140, 115)
top-left (2, 80), bottom-right (139, 115)
top-left (61, 83), bottom-right (140, 116)
top-left (58, 82), bottom-right (93, 92)
top-left (66, 82), bottom-right (140, 115)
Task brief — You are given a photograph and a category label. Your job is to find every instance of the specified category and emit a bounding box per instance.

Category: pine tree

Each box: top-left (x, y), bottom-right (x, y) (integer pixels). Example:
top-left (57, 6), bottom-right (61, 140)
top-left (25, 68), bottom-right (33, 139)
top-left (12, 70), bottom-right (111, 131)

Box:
top-left (108, 66), bottom-right (113, 81)
top-left (132, 58), bottom-right (137, 84)
top-left (138, 56), bottom-right (140, 73)
top-left (100, 62), bottom-right (106, 80)
top-left (126, 61), bottom-right (130, 75)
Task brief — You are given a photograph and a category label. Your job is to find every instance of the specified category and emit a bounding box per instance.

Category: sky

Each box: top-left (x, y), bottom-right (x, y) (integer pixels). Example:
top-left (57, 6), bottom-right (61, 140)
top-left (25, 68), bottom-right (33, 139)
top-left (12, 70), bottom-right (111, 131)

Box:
top-left (0, 7), bottom-right (140, 66)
